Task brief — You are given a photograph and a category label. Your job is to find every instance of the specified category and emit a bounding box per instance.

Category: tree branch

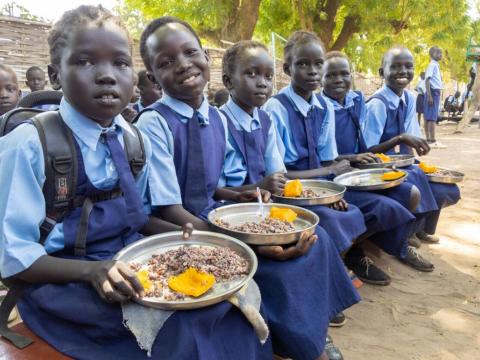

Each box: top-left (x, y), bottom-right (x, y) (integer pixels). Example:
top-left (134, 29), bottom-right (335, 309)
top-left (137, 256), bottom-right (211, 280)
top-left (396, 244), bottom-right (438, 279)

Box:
top-left (315, 0), bottom-right (341, 47)
top-left (330, 14), bottom-right (361, 51)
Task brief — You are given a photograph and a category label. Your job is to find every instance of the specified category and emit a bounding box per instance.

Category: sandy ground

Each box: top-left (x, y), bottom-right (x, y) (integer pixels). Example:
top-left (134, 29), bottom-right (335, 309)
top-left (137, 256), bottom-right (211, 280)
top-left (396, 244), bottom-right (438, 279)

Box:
top-left (331, 122), bottom-right (480, 360)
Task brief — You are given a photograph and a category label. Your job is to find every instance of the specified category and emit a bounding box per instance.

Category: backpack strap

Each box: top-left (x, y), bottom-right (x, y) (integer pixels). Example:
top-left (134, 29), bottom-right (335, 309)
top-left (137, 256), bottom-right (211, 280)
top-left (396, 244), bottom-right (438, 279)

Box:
top-left (123, 122), bottom-right (146, 177)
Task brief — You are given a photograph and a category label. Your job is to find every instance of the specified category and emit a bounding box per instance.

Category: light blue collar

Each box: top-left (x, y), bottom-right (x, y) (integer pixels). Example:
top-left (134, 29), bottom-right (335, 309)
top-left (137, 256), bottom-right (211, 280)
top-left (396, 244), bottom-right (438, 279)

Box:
top-left (322, 89), bottom-right (359, 110)
top-left (160, 93), bottom-right (210, 123)
top-left (281, 84), bottom-right (323, 117)
top-left (59, 97), bottom-right (134, 151)
top-left (221, 98), bottom-right (260, 132)
top-left (380, 85), bottom-right (406, 109)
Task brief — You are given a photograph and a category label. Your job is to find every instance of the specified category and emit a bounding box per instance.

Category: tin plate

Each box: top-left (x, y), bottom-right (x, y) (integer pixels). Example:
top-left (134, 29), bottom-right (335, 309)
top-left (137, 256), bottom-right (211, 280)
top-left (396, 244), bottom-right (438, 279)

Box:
top-left (355, 154), bottom-right (415, 169)
top-left (426, 167), bottom-right (464, 184)
top-left (272, 180), bottom-right (345, 206)
top-left (334, 168), bottom-right (408, 191)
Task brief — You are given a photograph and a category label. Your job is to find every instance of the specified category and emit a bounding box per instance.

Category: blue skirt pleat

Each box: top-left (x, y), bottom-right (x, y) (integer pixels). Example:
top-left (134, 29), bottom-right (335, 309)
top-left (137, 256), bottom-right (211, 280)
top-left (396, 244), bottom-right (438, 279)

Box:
top-left (424, 89), bottom-right (441, 121)
top-left (18, 283), bottom-right (273, 360)
top-left (254, 225), bottom-right (361, 360)
top-left (305, 204), bottom-right (366, 254)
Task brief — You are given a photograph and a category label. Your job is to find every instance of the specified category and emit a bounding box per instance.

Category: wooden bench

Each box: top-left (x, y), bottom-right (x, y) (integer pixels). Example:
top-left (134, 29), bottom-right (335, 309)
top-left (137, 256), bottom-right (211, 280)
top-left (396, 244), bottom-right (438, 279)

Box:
top-left (0, 323), bottom-right (70, 359)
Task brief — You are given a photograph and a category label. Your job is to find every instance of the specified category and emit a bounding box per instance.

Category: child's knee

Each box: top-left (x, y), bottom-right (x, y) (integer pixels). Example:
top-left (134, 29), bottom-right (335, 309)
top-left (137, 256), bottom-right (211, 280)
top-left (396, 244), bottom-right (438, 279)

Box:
top-left (409, 185), bottom-right (421, 212)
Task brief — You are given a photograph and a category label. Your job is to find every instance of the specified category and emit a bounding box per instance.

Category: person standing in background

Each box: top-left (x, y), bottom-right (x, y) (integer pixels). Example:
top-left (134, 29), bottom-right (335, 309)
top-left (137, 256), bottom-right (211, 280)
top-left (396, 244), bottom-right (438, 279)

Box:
top-left (415, 72), bottom-right (426, 125)
top-left (424, 47), bottom-right (445, 148)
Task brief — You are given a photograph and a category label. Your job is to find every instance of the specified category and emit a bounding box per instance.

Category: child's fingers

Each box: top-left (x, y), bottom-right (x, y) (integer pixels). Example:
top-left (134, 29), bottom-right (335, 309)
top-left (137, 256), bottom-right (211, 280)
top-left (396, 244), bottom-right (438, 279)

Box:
top-left (117, 262), bottom-right (145, 297)
top-left (182, 223), bottom-right (194, 239)
top-left (101, 279), bottom-right (129, 303)
top-left (107, 266), bottom-right (136, 298)
top-left (257, 245), bottom-right (284, 258)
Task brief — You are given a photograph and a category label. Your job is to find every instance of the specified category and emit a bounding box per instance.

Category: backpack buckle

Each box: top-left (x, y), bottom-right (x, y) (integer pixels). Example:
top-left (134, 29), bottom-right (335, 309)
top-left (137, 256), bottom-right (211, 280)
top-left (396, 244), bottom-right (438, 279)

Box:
top-left (130, 158), bottom-right (144, 176)
top-left (52, 156), bottom-right (72, 174)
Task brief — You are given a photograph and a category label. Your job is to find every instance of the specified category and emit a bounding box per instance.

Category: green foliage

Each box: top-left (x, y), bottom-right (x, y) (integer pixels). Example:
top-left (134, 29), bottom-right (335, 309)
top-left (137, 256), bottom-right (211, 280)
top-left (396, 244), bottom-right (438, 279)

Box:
top-left (0, 1), bottom-right (46, 22)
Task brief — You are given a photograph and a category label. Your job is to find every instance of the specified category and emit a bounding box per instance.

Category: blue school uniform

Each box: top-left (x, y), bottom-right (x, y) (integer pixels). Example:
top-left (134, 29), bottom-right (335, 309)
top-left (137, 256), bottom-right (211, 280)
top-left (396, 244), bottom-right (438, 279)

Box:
top-left (219, 98), bottom-right (360, 359)
top-left (323, 90), bottom-right (415, 257)
top-left (263, 85), bottom-right (366, 253)
top-left (365, 86), bottom-right (460, 234)
top-left (415, 79), bottom-right (426, 114)
top-left (424, 60), bottom-right (442, 121)
top-left (1, 98), bottom-right (271, 360)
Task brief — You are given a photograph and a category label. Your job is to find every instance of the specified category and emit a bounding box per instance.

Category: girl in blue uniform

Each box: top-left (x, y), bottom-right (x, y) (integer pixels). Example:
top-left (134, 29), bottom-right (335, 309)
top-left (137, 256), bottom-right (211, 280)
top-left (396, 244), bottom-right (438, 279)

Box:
top-left (0, 64), bottom-right (21, 116)
top-left (364, 46), bottom-right (460, 245)
top-left (136, 19), bottom-right (359, 360)
top-left (263, 31), bottom-right (366, 256)
top-left (0, 7), bottom-right (272, 360)
top-left (218, 40), bottom-right (361, 360)
top-left (320, 51), bottom-right (434, 282)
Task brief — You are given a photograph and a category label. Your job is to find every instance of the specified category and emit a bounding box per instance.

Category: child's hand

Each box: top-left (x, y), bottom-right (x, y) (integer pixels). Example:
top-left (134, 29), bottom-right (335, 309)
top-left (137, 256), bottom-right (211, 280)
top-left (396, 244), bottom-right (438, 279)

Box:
top-left (182, 223), bottom-right (194, 239)
top-left (329, 199), bottom-right (349, 211)
top-left (351, 153), bottom-right (379, 165)
top-left (399, 134), bottom-right (430, 156)
top-left (256, 231), bottom-right (318, 260)
top-left (89, 260), bottom-right (144, 303)
top-left (258, 173), bottom-right (287, 195)
top-left (330, 160), bottom-right (354, 176)
top-left (236, 189), bottom-right (271, 203)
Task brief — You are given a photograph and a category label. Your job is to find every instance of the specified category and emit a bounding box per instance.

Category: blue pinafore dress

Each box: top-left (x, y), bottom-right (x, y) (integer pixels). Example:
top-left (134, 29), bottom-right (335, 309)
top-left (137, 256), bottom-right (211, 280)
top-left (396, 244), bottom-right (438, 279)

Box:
top-left (274, 93), bottom-right (366, 253)
top-left (18, 128), bottom-right (271, 360)
top-left (332, 93), bottom-right (415, 257)
top-left (368, 94), bottom-right (459, 234)
top-left (222, 109), bottom-right (361, 359)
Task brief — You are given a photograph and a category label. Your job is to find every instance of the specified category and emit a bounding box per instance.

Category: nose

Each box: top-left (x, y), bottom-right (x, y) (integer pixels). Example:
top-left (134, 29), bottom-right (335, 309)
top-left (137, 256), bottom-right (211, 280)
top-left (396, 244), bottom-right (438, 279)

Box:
top-left (176, 54), bottom-right (192, 73)
top-left (95, 63), bottom-right (116, 85)
top-left (0, 88), bottom-right (8, 98)
top-left (256, 76), bottom-right (267, 88)
top-left (307, 64), bottom-right (318, 76)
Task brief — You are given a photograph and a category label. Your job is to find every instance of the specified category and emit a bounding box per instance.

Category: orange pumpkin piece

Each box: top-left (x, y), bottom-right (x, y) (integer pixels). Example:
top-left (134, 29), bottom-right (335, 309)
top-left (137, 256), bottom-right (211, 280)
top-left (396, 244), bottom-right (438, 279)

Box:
top-left (168, 268), bottom-right (216, 297)
top-left (375, 153), bottom-right (391, 163)
top-left (419, 162), bottom-right (437, 174)
top-left (136, 269), bottom-right (153, 292)
top-left (381, 171), bottom-right (406, 181)
top-left (269, 207), bottom-right (298, 222)
top-left (284, 179), bottom-right (303, 197)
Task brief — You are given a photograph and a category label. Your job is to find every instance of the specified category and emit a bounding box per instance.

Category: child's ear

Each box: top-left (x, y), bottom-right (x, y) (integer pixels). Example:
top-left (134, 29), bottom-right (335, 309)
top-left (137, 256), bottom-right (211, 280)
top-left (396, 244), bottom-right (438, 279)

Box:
top-left (378, 67), bottom-right (384, 78)
top-left (222, 74), bottom-right (233, 90)
top-left (48, 64), bottom-right (61, 89)
top-left (283, 62), bottom-right (291, 77)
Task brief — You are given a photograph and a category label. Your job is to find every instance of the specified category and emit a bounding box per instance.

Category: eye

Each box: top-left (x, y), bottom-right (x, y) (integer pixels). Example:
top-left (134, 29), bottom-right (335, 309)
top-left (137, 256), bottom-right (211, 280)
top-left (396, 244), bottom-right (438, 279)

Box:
top-left (115, 59), bottom-right (131, 68)
top-left (185, 48), bottom-right (198, 56)
top-left (158, 59), bottom-right (174, 68)
top-left (246, 70), bottom-right (256, 77)
top-left (297, 61), bottom-right (307, 68)
top-left (266, 73), bottom-right (273, 80)
top-left (77, 59), bottom-right (93, 66)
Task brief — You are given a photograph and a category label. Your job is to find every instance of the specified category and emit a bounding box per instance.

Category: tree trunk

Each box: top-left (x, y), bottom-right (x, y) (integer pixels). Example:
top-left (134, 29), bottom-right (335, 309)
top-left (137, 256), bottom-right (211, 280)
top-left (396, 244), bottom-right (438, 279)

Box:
top-left (221, 0), bottom-right (262, 42)
top-left (330, 14), bottom-right (361, 51)
top-left (455, 74), bottom-right (480, 133)
top-left (315, 0), bottom-right (341, 48)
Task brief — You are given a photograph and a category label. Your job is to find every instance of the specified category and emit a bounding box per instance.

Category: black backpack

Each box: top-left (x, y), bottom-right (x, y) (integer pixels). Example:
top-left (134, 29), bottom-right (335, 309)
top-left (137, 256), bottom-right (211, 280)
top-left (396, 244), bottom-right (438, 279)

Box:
top-left (0, 95), bottom-right (146, 348)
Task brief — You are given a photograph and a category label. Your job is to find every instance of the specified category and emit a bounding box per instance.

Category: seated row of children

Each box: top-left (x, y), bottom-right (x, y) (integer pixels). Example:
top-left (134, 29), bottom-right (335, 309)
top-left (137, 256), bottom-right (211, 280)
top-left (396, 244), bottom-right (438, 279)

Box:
top-left (0, 5), bottom-right (460, 360)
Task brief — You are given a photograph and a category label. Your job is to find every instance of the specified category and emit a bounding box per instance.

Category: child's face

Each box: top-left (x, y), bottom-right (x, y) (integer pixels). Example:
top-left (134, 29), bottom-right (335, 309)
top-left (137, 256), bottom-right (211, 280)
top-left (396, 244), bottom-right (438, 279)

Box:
top-left (0, 70), bottom-right (21, 115)
top-left (431, 48), bottom-right (442, 61)
top-left (26, 69), bottom-right (47, 92)
top-left (145, 23), bottom-right (209, 108)
top-left (322, 57), bottom-right (352, 103)
top-left (130, 75), bottom-right (140, 103)
top-left (284, 42), bottom-right (324, 99)
top-left (225, 47), bottom-right (274, 112)
top-left (139, 79), bottom-right (162, 107)
top-left (50, 24), bottom-right (134, 123)
top-left (381, 49), bottom-right (414, 94)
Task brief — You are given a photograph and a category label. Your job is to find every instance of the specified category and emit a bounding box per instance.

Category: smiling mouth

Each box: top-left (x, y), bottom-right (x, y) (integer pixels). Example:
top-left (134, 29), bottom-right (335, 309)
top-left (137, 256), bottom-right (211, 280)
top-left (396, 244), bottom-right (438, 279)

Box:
top-left (94, 92), bottom-right (120, 106)
top-left (180, 73), bottom-right (200, 85)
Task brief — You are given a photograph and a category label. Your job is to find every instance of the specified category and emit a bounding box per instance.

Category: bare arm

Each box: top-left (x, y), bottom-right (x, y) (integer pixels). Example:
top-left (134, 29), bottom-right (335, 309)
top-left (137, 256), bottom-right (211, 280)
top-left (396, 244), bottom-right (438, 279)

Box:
top-left (425, 78), bottom-right (433, 104)
top-left (153, 204), bottom-right (209, 231)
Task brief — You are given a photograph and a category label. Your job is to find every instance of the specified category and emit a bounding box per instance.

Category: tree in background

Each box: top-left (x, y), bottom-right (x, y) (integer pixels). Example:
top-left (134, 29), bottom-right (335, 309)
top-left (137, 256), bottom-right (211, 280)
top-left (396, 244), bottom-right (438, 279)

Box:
top-left (0, 1), bottom-right (46, 22)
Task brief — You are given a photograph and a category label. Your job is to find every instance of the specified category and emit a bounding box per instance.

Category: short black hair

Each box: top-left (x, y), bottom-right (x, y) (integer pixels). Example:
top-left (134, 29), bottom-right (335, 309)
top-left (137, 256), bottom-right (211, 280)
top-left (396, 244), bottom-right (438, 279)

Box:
top-left (429, 46), bottom-right (441, 57)
top-left (380, 46), bottom-right (412, 68)
top-left (284, 31), bottom-right (325, 64)
top-left (0, 64), bottom-right (18, 83)
top-left (48, 5), bottom-right (130, 65)
top-left (140, 16), bottom-right (202, 71)
top-left (213, 88), bottom-right (230, 107)
top-left (324, 51), bottom-right (352, 69)
top-left (222, 40), bottom-right (268, 78)
top-left (26, 66), bottom-right (44, 78)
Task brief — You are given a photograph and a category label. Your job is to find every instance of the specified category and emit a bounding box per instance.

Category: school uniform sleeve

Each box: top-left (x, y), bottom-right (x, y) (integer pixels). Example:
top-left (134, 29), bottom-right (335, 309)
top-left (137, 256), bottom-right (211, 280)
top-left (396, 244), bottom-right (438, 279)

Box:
top-left (135, 110), bottom-right (183, 207)
top-left (404, 91), bottom-right (422, 138)
top-left (317, 101), bottom-right (338, 161)
top-left (424, 62), bottom-right (436, 80)
top-left (364, 98), bottom-right (388, 148)
top-left (264, 119), bottom-right (287, 175)
top-left (262, 97), bottom-right (288, 161)
top-left (135, 129), bottom-right (153, 214)
top-left (358, 93), bottom-right (368, 132)
top-left (0, 124), bottom-right (48, 278)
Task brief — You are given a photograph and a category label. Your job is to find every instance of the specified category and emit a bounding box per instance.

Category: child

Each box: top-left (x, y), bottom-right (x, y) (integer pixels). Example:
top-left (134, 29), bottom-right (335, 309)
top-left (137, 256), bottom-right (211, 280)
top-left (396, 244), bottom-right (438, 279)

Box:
top-left (365, 46), bottom-right (460, 245)
top-left (212, 88), bottom-right (229, 107)
top-left (0, 64), bottom-right (21, 115)
top-left (133, 69), bottom-right (162, 113)
top-left (0, 6), bottom-right (271, 359)
top-left (321, 51), bottom-right (434, 278)
top-left (138, 17), bottom-right (358, 359)
top-left (415, 71), bottom-right (426, 123)
top-left (25, 66), bottom-right (48, 92)
top-left (219, 40), bottom-right (360, 360)
top-left (121, 72), bottom-right (141, 122)
top-left (263, 31), bottom-right (367, 256)
top-left (444, 91), bottom-right (462, 115)
top-left (424, 46), bottom-right (444, 147)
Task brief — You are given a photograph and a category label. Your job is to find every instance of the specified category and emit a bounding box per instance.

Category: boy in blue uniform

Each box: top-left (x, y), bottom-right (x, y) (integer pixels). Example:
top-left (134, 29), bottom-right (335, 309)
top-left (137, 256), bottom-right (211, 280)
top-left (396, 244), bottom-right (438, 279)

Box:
top-left (365, 46), bottom-right (460, 245)
top-left (320, 51), bottom-right (434, 280)
top-left (0, 64), bottom-right (21, 116)
top-left (415, 71), bottom-right (426, 124)
top-left (133, 70), bottom-right (162, 113)
top-left (263, 31), bottom-right (366, 256)
top-left (0, 7), bottom-right (271, 359)
top-left (138, 17), bottom-right (358, 359)
top-left (218, 40), bottom-right (361, 360)
top-left (424, 46), bottom-right (443, 147)
top-left (25, 66), bottom-right (48, 93)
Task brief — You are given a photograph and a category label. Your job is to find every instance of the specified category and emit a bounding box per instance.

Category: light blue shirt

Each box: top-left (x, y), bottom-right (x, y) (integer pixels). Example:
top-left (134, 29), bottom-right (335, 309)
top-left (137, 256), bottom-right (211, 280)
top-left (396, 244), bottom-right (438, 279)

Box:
top-left (0, 98), bottom-right (152, 277)
top-left (218, 98), bottom-right (286, 187)
top-left (364, 85), bottom-right (422, 148)
top-left (425, 60), bottom-right (443, 90)
top-left (263, 84), bottom-right (338, 163)
top-left (415, 79), bottom-right (426, 95)
top-left (136, 93), bottom-right (240, 208)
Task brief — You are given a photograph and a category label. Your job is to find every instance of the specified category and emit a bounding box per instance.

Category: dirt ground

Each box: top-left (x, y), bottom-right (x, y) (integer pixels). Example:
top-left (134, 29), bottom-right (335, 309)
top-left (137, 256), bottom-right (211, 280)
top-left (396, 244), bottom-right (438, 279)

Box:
top-left (331, 122), bottom-right (480, 360)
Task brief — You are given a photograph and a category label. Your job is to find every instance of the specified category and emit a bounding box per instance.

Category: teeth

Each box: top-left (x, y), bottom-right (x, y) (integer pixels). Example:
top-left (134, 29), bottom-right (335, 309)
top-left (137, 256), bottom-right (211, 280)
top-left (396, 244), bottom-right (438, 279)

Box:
top-left (101, 94), bottom-right (114, 100)
top-left (182, 75), bottom-right (196, 84)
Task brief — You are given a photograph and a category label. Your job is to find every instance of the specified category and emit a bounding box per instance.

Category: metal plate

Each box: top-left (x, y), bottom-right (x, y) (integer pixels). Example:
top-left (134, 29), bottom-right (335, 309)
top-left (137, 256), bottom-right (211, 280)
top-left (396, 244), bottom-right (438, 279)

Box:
top-left (113, 231), bottom-right (257, 310)
top-left (355, 154), bottom-right (415, 169)
top-left (333, 168), bottom-right (408, 191)
top-left (272, 180), bottom-right (346, 206)
top-left (427, 167), bottom-right (464, 184)
top-left (208, 203), bottom-right (319, 246)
